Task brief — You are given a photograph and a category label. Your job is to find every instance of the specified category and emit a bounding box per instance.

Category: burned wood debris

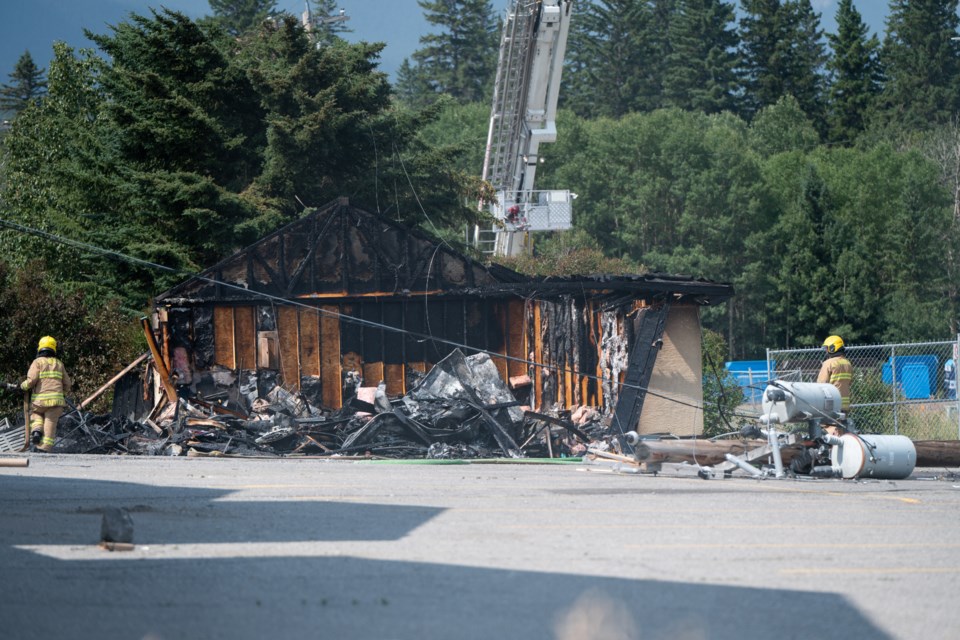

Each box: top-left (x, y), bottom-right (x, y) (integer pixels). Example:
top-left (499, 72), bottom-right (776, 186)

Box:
top-left (45, 350), bottom-right (612, 459)
top-left (0, 200), bottom-right (738, 456)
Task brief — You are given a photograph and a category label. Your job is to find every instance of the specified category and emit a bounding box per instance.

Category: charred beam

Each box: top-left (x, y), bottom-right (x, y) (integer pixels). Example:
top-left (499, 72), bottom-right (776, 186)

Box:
top-left (610, 303), bottom-right (670, 453)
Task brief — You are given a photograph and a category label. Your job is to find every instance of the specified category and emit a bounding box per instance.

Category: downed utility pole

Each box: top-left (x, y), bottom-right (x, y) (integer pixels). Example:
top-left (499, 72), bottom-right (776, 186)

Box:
top-left (80, 353), bottom-right (150, 410)
top-left (141, 317), bottom-right (177, 403)
top-left (631, 438), bottom-right (803, 467)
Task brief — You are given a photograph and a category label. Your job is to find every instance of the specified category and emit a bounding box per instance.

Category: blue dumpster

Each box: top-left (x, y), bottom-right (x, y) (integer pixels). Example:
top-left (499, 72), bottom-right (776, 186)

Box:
top-left (899, 363), bottom-right (931, 399)
top-left (881, 355), bottom-right (938, 400)
top-left (724, 360), bottom-right (776, 404)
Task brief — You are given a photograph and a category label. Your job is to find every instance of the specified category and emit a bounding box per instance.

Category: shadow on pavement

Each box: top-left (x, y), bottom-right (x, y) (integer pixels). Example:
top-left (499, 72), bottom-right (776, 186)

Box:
top-left (0, 475), bottom-right (890, 640)
top-left (0, 551), bottom-right (890, 640)
top-left (0, 474), bottom-right (443, 544)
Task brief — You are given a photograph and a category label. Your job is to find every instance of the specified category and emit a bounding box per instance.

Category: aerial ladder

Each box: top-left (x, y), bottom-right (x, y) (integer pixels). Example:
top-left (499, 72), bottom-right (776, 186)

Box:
top-left (476, 0), bottom-right (574, 257)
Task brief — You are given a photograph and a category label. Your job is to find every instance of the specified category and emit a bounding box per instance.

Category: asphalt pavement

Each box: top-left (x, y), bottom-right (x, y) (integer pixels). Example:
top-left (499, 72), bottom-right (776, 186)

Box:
top-left (1, 453), bottom-right (958, 640)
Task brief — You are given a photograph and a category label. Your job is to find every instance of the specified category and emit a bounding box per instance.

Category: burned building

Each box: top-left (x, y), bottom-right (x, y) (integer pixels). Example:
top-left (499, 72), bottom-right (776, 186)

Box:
top-left (147, 198), bottom-right (732, 438)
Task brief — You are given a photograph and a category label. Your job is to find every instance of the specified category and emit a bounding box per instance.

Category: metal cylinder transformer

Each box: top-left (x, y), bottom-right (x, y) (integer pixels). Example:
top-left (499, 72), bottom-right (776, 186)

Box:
top-left (760, 382), bottom-right (842, 424)
top-left (829, 434), bottom-right (916, 480)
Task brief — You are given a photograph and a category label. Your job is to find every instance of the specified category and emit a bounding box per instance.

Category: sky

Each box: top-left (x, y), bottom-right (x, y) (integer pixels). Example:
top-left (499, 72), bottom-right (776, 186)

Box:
top-left (1, 1), bottom-right (892, 88)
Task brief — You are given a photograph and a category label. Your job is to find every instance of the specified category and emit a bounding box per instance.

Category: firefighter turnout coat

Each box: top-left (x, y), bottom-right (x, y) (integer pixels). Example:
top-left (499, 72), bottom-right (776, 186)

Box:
top-left (817, 355), bottom-right (853, 411)
top-left (21, 356), bottom-right (72, 409)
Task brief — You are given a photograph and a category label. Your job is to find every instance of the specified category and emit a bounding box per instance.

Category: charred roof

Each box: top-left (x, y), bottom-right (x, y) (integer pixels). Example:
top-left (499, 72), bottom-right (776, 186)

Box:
top-left (155, 198), bottom-right (733, 306)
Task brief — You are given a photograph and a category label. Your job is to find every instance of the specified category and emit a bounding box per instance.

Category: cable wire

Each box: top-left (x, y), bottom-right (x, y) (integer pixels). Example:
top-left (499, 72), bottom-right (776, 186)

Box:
top-left (0, 214), bottom-right (710, 411)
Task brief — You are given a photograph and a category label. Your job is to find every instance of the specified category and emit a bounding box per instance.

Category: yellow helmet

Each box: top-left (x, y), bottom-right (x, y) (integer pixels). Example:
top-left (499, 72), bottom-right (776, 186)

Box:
top-left (38, 336), bottom-right (57, 353)
top-left (822, 335), bottom-right (844, 354)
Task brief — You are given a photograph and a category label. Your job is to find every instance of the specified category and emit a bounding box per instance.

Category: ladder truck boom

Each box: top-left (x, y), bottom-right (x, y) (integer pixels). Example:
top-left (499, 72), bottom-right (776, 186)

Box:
top-left (479, 0), bottom-right (573, 257)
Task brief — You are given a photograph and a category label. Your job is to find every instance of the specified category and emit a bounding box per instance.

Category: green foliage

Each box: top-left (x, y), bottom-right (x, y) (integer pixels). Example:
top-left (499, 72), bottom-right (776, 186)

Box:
top-left (206, 0), bottom-right (278, 36)
top-left (495, 229), bottom-right (644, 276)
top-left (0, 42), bottom-right (130, 303)
top-left (700, 328), bottom-right (745, 438)
top-left (530, 103), bottom-right (956, 356)
top-left (563, 0), bottom-right (659, 117)
top-left (749, 95), bottom-right (821, 157)
top-left (825, 0), bottom-right (882, 145)
top-left (662, 0), bottom-right (740, 114)
top-left (2, 10), bottom-right (483, 312)
top-left (739, 0), bottom-right (828, 124)
top-left (395, 0), bottom-right (498, 108)
top-left (0, 50), bottom-right (47, 115)
top-left (0, 260), bottom-right (142, 417)
top-left (746, 143), bottom-right (952, 350)
top-left (879, 0), bottom-right (960, 130)
top-left (415, 100), bottom-right (490, 177)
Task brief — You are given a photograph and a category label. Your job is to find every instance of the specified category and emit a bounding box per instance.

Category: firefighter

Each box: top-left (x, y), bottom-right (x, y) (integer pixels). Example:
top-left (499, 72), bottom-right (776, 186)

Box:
top-left (817, 335), bottom-right (853, 434)
top-left (20, 336), bottom-right (72, 453)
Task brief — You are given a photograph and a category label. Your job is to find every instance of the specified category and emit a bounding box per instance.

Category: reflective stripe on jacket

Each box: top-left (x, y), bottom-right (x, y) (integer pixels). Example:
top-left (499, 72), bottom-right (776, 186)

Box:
top-left (21, 357), bottom-right (72, 408)
top-left (817, 356), bottom-right (853, 410)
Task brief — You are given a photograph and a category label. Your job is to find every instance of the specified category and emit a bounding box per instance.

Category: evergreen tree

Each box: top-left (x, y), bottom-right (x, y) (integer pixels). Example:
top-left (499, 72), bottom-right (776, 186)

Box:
top-left (662, 0), bottom-right (740, 114)
top-left (825, 0), bottom-right (881, 144)
top-left (305, 0), bottom-right (352, 46)
top-left (783, 1), bottom-right (828, 127)
top-left (394, 0), bottom-right (498, 106)
top-left (739, 0), bottom-right (827, 125)
top-left (395, 59), bottom-right (439, 109)
top-left (207, 0), bottom-right (278, 36)
top-left (88, 11), bottom-right (265, 208)
top-left (2, 10), bottom-right (487, 308)
top-left (879, 0), bottom-right (960, 130)
top-left (738, 0), bottom-right (783, 116)
top-left (562, 0), bottom-right (654, 117)
top-left (0, 50), bottom-right (47, 115)
top-left (644, 0), bottom-right (678, 109)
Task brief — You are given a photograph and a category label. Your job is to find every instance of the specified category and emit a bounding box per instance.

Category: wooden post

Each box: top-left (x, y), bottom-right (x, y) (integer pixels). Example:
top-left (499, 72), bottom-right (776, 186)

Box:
top-left (79, 353), bottom-right (150, 410)
top-left (141, 317), bottom-right (178, 403)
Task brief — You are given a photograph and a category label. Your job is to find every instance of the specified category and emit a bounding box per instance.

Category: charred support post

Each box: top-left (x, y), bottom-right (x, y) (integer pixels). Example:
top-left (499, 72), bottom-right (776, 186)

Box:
top-left (610, 303), bottom-right (670, 454)
top-left (141, 317), bottom-right (178, 404)
top-left (80, 353), bottom-right (151, 410)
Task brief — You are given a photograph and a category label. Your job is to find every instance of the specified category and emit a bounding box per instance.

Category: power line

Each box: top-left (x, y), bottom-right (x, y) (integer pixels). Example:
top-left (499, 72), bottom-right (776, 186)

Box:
top-left (0, 214), bottom-right (711, 412)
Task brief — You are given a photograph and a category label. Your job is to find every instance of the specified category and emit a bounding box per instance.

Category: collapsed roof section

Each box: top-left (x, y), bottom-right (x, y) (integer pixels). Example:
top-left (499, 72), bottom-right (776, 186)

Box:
top-left (149, 198), bottom-right (734, 437)
top-left (155, 197), bottom-right (732, 307)
top-left (517, 273), bottom-right (733, 307)
top-left (156, 197), bottom-right (527, 305)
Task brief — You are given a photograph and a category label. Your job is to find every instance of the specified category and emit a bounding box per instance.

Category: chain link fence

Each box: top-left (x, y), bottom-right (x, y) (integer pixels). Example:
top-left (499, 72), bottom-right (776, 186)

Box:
top-left (756, 337), bottom-right (960, 440)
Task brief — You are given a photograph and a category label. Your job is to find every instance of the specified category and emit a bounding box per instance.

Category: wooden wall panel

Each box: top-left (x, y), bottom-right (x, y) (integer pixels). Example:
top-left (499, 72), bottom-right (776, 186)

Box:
top-left (213, 307), bottom-right (235, 369)
top-left (533, 302), bottom-right (543, 410)
top-left (384, 364), bottom-right (404, 395)
top-left (235, 306), bottom-right (257, 370)
top-left (507, 300), bottom-right (526, 378)
top-left (559, 301), bottom-right (580, 409)
top-left (277, 305), bottom-right (300, 389)
top-left (319, 305), bottom-right (342, 408)
top-left (590, 305), bottom-right (601, 407)
top-left (364, 362), bottom-right (385, 388)
top-left (299, 308), bottom-right (321, 377)
top-left (491, 302), bottom-right (509, 382)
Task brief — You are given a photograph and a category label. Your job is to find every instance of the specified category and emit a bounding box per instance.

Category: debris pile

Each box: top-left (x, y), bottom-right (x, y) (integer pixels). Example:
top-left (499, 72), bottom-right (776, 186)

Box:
top-left (39, 350), bottom-right (610, 458)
